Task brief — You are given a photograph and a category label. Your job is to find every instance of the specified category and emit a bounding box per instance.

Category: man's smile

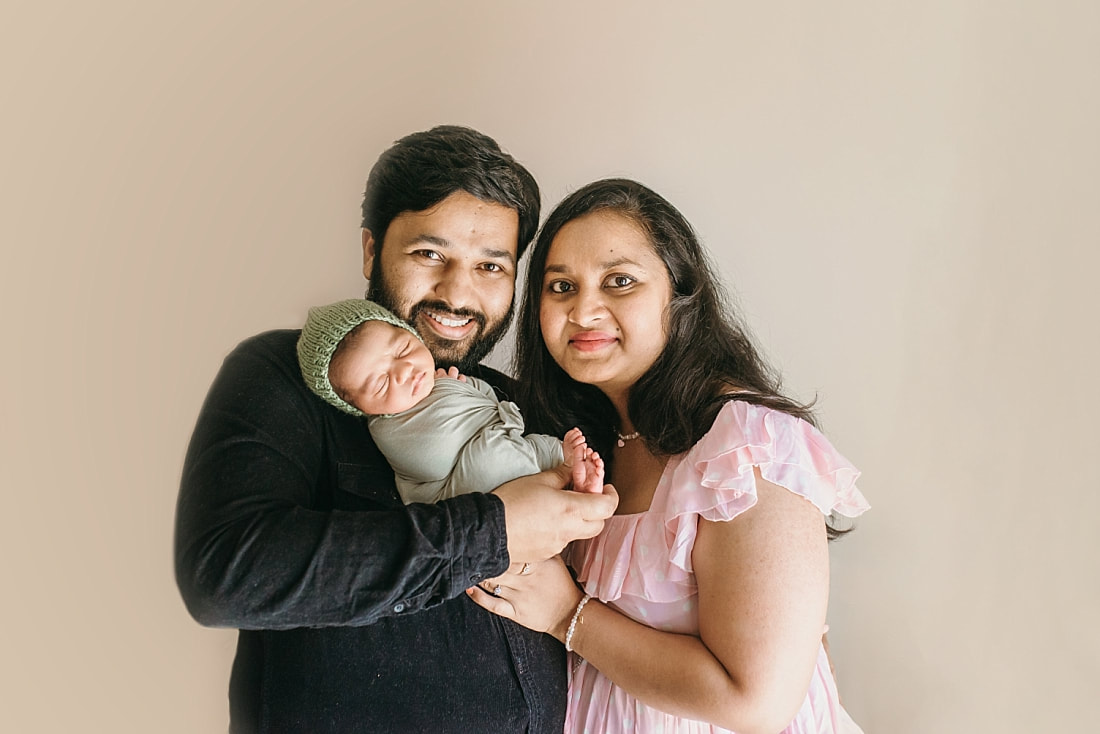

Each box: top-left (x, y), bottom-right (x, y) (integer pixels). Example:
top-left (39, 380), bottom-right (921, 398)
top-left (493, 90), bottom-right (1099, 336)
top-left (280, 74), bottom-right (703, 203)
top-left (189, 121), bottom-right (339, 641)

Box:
top-left (426, 311), bottom-right (474, 329)
top-left (413, 305), bottom-right (483, 342)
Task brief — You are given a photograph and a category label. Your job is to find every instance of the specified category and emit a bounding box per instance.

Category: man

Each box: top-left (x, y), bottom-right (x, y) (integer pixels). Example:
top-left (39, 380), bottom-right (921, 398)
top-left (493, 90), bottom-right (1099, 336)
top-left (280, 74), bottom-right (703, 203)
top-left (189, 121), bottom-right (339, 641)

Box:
top-left (175, 126), bottom-right (618, 733)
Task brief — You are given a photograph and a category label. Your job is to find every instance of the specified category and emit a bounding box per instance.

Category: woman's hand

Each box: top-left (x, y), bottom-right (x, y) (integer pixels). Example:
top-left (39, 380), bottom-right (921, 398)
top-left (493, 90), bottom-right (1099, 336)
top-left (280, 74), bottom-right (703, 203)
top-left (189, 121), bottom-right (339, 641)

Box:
top-left (466, 556), bottom-right (585, 641)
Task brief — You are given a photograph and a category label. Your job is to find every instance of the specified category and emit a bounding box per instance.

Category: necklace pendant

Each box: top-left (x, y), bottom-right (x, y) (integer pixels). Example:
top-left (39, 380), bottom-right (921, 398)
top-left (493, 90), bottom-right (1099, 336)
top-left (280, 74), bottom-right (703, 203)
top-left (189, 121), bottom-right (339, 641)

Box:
top-left (615, 430), bottom-right (640, 448)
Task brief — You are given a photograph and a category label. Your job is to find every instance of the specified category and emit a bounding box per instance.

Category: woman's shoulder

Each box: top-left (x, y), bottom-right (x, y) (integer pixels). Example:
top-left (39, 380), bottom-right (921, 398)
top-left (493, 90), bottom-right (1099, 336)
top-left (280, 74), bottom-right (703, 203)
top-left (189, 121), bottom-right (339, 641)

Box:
top-left (669, 399), bottom-right (869, 521)
top-left (699, 398), bottom-right (819, 450)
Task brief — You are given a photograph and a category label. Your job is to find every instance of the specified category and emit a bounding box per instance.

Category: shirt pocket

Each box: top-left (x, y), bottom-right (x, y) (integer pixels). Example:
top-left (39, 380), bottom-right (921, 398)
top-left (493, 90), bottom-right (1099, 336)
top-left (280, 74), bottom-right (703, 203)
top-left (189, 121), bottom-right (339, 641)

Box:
top-left (334, 462), bottom-right (404, 510)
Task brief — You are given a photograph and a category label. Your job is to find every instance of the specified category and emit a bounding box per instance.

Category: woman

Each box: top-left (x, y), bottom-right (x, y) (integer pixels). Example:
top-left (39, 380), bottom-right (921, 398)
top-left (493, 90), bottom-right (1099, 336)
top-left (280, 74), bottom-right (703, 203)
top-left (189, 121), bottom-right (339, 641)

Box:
top-left (468, 179), bottom-right (869, 733)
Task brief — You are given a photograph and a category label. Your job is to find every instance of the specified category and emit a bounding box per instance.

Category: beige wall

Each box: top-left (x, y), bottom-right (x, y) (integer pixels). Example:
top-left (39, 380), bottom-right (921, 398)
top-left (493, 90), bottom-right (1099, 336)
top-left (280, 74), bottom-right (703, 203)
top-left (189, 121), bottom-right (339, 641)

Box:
top-left (3, 2), bottom-right (1097, 731)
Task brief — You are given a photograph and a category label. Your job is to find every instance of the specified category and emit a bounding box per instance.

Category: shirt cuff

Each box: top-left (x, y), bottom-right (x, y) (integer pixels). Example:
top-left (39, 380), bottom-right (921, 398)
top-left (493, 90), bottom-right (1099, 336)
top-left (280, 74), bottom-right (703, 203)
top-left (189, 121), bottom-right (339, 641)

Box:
top-left (448, 492), bottom-right (510, 591)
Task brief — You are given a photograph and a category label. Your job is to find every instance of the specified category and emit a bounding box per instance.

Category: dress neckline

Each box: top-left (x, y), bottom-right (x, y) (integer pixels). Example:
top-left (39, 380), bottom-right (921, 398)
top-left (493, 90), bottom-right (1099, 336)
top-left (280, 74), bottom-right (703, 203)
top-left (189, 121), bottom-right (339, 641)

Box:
top-left (610, 454), bottom-right (684, 518)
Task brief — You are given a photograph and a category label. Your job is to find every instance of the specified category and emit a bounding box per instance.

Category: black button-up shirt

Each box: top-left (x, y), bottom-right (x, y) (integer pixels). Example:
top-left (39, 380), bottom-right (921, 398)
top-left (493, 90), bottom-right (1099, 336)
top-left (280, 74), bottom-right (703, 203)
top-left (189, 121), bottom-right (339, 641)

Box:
top-left (175, 330), bottom-right (566, 733)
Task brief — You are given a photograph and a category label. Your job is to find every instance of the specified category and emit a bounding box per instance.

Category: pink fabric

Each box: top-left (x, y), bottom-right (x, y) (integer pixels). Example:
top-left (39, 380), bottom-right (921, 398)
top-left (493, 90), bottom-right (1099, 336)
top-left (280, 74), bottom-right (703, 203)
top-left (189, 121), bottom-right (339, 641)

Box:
top-left (565, 401), bottom-right (870, 733)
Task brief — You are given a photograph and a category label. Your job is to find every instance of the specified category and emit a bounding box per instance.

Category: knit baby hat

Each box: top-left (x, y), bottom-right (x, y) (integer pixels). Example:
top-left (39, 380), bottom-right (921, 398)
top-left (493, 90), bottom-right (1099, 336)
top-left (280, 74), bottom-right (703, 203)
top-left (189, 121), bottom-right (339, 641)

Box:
top-left (297, 298), bottom-right (423, 417)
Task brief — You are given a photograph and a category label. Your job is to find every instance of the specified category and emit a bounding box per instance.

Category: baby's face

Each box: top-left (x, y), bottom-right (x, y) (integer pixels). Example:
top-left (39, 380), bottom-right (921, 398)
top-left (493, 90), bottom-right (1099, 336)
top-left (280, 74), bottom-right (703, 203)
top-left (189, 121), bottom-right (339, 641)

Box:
top-left (329, 321), bottom-right (435, 415)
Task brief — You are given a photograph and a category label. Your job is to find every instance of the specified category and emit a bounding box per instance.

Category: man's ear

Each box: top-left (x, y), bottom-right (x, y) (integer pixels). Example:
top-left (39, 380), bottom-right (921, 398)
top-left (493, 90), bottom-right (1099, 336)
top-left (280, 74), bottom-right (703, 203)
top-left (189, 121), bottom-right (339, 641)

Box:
top-left (361, 229), bottom-right (376, 281)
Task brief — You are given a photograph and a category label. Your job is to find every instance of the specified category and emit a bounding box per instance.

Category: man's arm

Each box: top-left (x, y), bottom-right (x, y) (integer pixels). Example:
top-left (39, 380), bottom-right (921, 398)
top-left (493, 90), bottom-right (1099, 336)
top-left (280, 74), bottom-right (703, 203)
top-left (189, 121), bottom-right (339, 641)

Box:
top-left (175, 332), bottom-right (618, 630)
top-left (174, 332), bottom-right (509, 630)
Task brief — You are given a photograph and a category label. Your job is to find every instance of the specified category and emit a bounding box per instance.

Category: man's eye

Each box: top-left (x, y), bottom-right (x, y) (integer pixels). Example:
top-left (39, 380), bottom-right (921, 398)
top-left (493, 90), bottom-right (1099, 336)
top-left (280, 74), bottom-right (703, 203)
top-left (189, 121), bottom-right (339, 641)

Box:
top-left (482, 262), bottom-right (506, 273)
top-left (414, 250), bottom-right (443, 261)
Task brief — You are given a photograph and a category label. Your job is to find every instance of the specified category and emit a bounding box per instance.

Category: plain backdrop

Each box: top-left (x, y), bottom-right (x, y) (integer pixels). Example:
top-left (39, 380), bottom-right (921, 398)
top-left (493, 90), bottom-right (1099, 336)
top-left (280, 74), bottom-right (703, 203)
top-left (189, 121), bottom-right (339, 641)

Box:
top-left (3, 2), bottom-right (1097, 732)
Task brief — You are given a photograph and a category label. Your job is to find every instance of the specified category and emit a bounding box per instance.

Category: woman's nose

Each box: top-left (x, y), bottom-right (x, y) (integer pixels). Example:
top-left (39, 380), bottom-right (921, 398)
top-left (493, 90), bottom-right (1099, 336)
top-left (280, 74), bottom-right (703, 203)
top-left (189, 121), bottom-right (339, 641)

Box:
top-left (568, 288), bottom-right (606, 325)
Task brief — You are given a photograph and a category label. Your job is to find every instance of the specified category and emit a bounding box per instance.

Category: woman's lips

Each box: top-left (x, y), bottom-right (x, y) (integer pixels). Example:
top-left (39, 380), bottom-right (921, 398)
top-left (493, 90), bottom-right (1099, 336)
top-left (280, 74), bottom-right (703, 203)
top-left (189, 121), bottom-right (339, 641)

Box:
top-left (569, 331), bottom-right (617, 352)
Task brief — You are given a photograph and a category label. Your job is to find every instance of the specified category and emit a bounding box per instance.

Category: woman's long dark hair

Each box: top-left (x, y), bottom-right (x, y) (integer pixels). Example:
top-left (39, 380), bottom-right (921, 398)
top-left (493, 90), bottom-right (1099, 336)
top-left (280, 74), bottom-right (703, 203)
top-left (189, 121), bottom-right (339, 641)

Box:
top-left (514, 179), bottom-right (850, 538)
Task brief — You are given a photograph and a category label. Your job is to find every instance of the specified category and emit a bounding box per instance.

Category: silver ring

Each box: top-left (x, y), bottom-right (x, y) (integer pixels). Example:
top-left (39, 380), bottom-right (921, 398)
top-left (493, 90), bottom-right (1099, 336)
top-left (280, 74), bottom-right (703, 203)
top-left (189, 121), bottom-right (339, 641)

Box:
top-left (492, 584), bottom-right (503, 596)
top-left (520, 562), bottom-right (532, 576)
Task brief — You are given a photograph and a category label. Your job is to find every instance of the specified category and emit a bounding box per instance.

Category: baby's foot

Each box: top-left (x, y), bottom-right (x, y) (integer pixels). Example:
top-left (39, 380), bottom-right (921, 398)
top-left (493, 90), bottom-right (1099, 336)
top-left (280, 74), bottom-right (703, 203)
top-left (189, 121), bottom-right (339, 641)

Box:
top-left (562, 428), bottom-right (584, 469)
top-left (563, 427), bottom-right (605, 493)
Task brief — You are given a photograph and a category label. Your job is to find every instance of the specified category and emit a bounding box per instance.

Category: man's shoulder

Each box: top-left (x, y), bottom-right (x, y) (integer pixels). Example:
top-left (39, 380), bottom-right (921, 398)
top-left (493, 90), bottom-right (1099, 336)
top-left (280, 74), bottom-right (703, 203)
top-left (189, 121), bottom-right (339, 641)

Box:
top-left (222, 328), bottom-right (301, 366)
top-left (213, 329), bottom-right (306, 389)
top-left (234, 328), bottom-right (302, 353)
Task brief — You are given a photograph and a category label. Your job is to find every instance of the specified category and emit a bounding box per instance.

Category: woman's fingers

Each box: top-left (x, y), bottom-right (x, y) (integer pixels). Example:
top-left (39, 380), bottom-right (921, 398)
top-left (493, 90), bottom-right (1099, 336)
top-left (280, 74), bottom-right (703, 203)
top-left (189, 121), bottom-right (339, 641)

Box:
top-left (466, 585), bottom-right (516, 620)
top-left (502, 560), bottom-right (537, 576)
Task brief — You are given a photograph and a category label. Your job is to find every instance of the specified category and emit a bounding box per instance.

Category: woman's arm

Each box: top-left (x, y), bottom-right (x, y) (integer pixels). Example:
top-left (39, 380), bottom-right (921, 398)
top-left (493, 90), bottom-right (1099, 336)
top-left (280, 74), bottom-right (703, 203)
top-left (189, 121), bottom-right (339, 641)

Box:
top-left (470, 467), bottom-right (828, 734)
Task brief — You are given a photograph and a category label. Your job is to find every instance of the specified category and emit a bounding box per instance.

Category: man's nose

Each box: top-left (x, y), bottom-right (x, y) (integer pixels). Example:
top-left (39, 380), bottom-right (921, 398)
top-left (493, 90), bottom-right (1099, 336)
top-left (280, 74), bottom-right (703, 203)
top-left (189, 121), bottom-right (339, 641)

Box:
top-left (431, 264), bottom-right (476, 311)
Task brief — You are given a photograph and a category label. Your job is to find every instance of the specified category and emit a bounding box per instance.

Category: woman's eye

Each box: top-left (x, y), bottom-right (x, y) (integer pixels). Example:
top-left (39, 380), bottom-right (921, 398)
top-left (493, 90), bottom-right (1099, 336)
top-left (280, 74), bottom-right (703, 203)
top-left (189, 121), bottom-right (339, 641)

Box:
top-left (547, 280), bottom-right (574, 294)
top-left (608, 275), bottom-right (635, 288)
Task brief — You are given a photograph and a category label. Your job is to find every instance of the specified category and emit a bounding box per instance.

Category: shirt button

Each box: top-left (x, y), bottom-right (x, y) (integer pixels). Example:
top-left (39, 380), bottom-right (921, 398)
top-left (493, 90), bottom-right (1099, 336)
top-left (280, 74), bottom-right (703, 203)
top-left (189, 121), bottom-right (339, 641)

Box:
top-left (470, 573), bottom-right (482, 583)
top-left (393, 603), bottom-right (406, 613)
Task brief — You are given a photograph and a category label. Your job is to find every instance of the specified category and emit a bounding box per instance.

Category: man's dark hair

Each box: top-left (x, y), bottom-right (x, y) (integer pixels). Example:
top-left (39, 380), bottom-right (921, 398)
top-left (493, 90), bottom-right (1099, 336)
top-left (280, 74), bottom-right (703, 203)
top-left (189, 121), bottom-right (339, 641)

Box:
top-left (361, 125), bottom-right (540, 257)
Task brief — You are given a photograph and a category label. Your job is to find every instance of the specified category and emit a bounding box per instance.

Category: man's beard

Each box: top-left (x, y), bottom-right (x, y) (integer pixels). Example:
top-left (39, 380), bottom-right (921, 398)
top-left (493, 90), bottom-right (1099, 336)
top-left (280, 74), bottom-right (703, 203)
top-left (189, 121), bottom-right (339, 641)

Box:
top-left (368, 262), bottom-right (514, 372)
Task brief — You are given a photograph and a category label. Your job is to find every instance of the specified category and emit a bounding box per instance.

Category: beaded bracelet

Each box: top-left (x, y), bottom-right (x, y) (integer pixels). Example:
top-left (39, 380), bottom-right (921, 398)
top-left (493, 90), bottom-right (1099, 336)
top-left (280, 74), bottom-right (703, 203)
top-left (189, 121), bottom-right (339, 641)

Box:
top-left (564, 593), bottom-right (592, 653)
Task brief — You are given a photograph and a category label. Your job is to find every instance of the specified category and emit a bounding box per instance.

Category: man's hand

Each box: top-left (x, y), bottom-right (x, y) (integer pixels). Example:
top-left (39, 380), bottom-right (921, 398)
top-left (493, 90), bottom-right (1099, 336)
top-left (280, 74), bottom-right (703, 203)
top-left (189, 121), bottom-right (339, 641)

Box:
top-left (493, 468), bottom-right (618, 562)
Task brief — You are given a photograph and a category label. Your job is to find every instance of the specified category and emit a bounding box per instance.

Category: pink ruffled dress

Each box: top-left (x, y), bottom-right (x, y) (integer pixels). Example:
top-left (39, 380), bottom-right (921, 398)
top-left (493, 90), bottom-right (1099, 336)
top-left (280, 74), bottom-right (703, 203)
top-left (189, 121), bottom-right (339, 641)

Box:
top-left (565, 401), bottom-right (870, 734)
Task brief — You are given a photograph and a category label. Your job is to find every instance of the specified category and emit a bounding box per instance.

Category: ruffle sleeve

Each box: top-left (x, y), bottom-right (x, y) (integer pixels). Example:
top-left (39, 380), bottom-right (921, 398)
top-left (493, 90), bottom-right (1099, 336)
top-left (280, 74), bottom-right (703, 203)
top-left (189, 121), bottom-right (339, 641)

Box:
top-left (667, 400), bottom-right (869, 577)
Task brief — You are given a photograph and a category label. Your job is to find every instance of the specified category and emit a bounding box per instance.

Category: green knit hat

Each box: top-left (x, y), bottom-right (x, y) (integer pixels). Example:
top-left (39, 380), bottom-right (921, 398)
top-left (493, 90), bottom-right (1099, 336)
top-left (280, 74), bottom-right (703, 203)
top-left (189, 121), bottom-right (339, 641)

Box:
top-left (297, 298), bottom-right (423, 417)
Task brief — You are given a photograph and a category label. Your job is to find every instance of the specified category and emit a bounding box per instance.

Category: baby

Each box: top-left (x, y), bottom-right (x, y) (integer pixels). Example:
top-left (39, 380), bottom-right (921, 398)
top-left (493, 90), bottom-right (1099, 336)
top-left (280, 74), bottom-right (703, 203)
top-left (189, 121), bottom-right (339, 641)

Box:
top-left (297, 298), bottom-right (603, 504)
